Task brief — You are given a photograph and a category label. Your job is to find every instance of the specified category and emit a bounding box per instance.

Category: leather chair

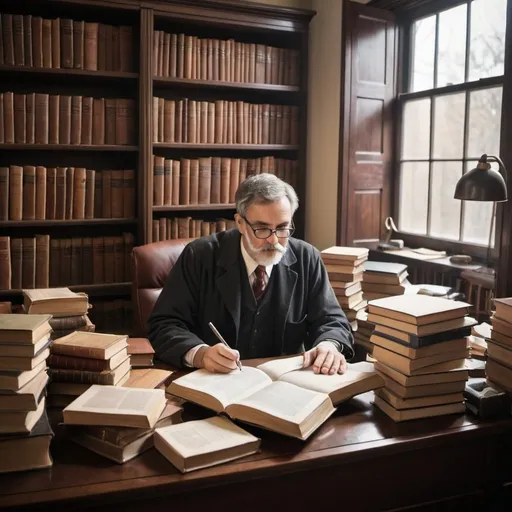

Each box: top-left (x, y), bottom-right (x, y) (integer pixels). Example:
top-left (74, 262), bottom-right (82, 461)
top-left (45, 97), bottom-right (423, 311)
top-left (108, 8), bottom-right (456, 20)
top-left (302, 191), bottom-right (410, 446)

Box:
top-left (131, 238), bottom-right (194, 337)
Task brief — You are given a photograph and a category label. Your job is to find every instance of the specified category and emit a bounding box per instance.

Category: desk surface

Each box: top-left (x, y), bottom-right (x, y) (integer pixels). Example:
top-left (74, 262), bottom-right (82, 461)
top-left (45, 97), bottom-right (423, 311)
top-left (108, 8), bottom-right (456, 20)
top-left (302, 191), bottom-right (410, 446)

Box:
top-left (1, 361), bottom-right (512, 511)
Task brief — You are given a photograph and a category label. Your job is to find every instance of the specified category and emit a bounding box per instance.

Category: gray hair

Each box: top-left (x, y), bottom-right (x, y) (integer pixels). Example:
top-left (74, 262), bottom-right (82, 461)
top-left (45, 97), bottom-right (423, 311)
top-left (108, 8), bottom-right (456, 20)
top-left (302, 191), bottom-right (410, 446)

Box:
top-left (235, 173), bottom-right (299, 217)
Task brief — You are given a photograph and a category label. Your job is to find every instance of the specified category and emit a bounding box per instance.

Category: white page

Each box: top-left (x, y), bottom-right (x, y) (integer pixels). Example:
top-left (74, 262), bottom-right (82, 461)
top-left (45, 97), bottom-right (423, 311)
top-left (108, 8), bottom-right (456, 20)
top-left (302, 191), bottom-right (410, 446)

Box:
top-left (256, 355), bottom-right (304, 381)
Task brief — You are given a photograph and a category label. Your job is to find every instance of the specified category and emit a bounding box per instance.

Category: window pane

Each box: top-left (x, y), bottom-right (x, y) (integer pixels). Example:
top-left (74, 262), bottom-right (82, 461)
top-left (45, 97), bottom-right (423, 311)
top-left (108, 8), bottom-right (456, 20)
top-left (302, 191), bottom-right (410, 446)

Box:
top-left (462, 162), bottom-right (497, 246)
top-left (469, 0), bottom-right (507, 81)
top-left (466, 87), bottom-right (503, 159)
top-left (437, 4), bottom-right (467, 87)
top-left (401, 98), bottom-right (431, 159)
top-left (430, 161), bottom-right (462, 240)
top-left (411, 15), bottom-right (436, 92)
top-left (399, 162), bottom-right (429, 235)
top-left (432, 93), bottom-right (465, 159)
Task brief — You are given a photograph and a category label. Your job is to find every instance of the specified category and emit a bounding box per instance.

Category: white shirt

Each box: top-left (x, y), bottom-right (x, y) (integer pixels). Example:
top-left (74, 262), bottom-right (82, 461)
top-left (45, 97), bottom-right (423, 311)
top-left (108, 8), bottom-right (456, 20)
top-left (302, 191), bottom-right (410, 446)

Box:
top-left (183, 239), bottom-right (339, 367)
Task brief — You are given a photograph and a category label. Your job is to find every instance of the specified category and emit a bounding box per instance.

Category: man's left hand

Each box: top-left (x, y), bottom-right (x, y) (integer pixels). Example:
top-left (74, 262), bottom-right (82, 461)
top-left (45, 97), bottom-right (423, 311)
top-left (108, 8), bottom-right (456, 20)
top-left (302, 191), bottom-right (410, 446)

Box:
top-left (303, 343), bottom-right (347, 375)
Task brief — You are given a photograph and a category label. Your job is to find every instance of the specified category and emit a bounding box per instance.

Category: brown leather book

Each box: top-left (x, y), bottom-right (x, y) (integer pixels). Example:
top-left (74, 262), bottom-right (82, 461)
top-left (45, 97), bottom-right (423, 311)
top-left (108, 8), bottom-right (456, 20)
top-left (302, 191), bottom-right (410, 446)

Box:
top-left (102, 170), bottom-right (111, 218)
top-left (73, 20), bottom-right (84, 69)
top-left (92, 98), bottom-right (105, 145)
top-left (112, 26), bottom-right (120, 72)
top-left (0, 94), bottom-right (4, 143)
top-left (172, 160), bottom-right (180, 206)
top-left (42, 19), bottom-right (52, 68)
top-left (22, 166), bottom-right (36, 221)
top-left (220, 158), bottom-right (230, 204)
top-left (110, 170), bottom-right (124, 219)
top-left (119, 26), bottom-right (133, 72)
top-left (35, 234), bottom-right (50, 288)
top-left (163, 100), bottom-right (175, 143)
top-left (240, 159), bottom-right (247, 184)
top-left (70, 95), bottom-right (82, 144)
top-left (175, 99), bottom-right (183, 142)
top-left (82, 237), bottom-right (93, 283)
top-left (189, 159), bottom-right (199, 205)
top-left (152, 220), bottom-right (159, 243)
top-left (30, 16), bottom-right (42, 67)
top-left (262, 104), bottom-right (270, 144)
top-left (291, 106), bottom-right (299, 145)
top-left (214, 100), bottom-right (223, 144)
top-left (113, 236), bottom-right (124, 283)
top-left (158, 29), bottom-right (164, 76)
top-left (0, 237), bottom-right (11, 290)
top-left (115, 98), bottom-right (131, 145)
top-left (34, 93), bottom-right (49, 144)
top-left (227, 101), bottom-right (234, 144)
top-left (98, 24), bottom-right (106, 71)
top-left (169, 33), bottom-right (178, 77)
top-left (212, 39), bottom-right (220, 81)
top-left (199, 101), bottom-right (207, 143)
top-left (206, 38), bottom-right (213, 80)
top-left (153, 30), bottom-right (160, 76)
top-left (92, 237), bottom-right (104, 284)
top-left (59, 95), bottom-right (71, 144)
top-left (25, 93), bottom-right (35, 143)
top-left (229, 158), bottom-right (240, 203)
top-left (177, 217), bottom-right (190, 239)
top-left (12, 15), bottom-right (23, 66)
top-left (105, 24), bottom-right (113, 71)
top-left (73, 167), bottom-right (87, 220)
top-left (184, 35), bottom-right (193, 79)
top-left (103, 236), bottom-right (115, 283)
top-left (123, 170), bottom-right (135, 218)
top-left (235, 101), bottom-right (243, 144)
top-left (45, 167), bottom-right (57, 220)
top-left (104, 98), bottom-right (117, 145)
top-left (201, 38), bottom-right (207, 80)
top-left (198, 157), bottom-right (211, 205)
top-left (35, 166), bottom-right (47, 220)
top-left (81, 97), bottom-right (93, 145)
top-left (179, 159), bottom-right (190, 206)
top-left (219, 39), bottom-right (226, 81)
top-left (48, 94), bottom-right (59, 144)
top-left (24, 15), bottom-right (33, 67)
top-left (55, 167), bottom-right (67, 220)
top-left (65, 168), bottom-right (74, 220)
top-left (4, 92), bottom-right (14, 143)
top-left (49, 350), bottom-right (128, 372)
top-left (163, 160), bottom-right (172, 206)
top-left (269, 104), bottom-right (276, 144)
top-left (22, 237), bottom-right (36, 289)
top-left (14, 93), bottom-right (26, 144)
top-left (206, 101), bottom-right (214, 144)
top-left (49, 239), bottom-right (60, 286)
top-left (216, 219), bottom-right (227, 232)
top-left (85, 170), bottom-right (95, 219)
top-left (84, 22), bottom-right (98, 71)
top-left (153, 156), bottom-right (165, 207)
top-left (123, 232), bottom-right (134, 281)
top-left (52, 18), bottom-right (60, 68)
top-left (187, 99), bottom-right (196, 144)
top-left (60, 19), bottom-right (73, 68)
top-left (0, 168), bottom-right (8, 221)
top-left (177, 33), bottom-right (185, 78)
top-left (152, 97), bottom-right (159, 142)
top-left (243, 103), bottom-right (250, 144)
top-left (11, 238), bottom-right (23, 289)
top-left (94, 170), bottom-right (102, 217)
top-left (201, 221), bottom-right (210, 237)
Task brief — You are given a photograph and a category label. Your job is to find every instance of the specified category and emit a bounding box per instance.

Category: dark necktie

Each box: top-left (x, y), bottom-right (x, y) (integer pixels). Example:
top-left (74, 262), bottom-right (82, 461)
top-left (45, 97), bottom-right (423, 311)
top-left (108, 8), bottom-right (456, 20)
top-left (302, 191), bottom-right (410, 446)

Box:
top-left (252, 265), bottom-right (266, 302)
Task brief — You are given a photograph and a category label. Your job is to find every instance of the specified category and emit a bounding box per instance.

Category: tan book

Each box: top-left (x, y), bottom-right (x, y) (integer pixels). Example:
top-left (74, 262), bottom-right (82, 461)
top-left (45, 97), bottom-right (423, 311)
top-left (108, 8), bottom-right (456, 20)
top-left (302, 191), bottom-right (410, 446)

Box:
top-left (50, 357), bottom-right (131, 386)
top-left (0, 333), bottom-right (51, 358)
top-left (123, 368), bottom-right (172, 389)
top-left (494, 298), bottom-right (512, 325)
top-left (63, 385), bottom-right (167, 428)
top-left (155, 416), bottom-right (260, 473)
top-left (51, 331), bottom-right (128, 360)
top-left (0, 347), bottom-right (50, 372)
top-left (490, 328), bottom-right (512, 349)
top-left (487, 341), bottom-right (512, 370)
top-left (127, 338), bottom-right (155, 368)
top-left (379, 374), bottom-right (466, 399)
top-left (0, 396), bottom-right (46, 434)
top-left (373, 394), bottom-right (465, 422)
top-left (375, 387), bottom-right (464, 411)
top-left (486, 358), bottom-right (512, 390)
top-left (325, 263), bottom-right (365, 275)
top-left (0, 360), bottom-right (47, 391)
top-left (24, 288), bottom-right (89, 317)
top-left (0, 370), bottom-right (48, 412)
top-left (368, 295), bottom-right (470, 326)
top-left (0, 314), bottom-right (52, 344)
top-left (168, 359), bottom-right (382, 440)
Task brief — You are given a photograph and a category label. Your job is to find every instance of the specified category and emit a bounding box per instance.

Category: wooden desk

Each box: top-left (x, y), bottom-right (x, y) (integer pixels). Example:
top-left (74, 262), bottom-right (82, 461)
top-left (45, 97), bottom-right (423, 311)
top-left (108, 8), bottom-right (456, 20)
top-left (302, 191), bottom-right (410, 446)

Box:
top-left (1, 366), bottom-right (512, 512)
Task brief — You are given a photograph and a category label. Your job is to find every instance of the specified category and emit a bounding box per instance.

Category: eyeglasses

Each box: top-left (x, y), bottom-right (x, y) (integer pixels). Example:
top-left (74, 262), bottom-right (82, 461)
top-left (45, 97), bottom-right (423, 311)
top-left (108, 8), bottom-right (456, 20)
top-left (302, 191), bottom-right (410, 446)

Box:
top-left (242, 216), bottom-right (295, 239)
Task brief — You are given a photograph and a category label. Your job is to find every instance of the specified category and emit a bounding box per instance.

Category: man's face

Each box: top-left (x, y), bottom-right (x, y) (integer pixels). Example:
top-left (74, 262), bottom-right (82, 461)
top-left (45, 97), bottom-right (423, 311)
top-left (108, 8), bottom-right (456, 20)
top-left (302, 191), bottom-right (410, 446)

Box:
top-left (236, 197), bottom-right (293, 266)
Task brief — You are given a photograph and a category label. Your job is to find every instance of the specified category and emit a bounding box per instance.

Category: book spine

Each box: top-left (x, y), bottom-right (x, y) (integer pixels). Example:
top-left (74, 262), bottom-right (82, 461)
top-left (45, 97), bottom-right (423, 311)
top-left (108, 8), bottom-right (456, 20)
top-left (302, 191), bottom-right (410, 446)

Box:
top-left (49, 353), bottom-right (108, 371)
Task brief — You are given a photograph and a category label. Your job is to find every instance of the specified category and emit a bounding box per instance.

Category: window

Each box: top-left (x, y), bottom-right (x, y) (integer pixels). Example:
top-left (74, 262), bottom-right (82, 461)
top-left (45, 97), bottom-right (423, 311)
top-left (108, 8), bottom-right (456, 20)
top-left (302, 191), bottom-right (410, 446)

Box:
top-left (397, 0), bottom-right (507, 254)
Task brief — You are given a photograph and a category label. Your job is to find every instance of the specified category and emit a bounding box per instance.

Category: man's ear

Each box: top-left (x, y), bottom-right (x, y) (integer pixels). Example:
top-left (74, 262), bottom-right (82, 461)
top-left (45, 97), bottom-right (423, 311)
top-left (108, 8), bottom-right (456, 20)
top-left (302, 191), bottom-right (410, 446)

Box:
top-left (234, 213), bottom-right (243, 233)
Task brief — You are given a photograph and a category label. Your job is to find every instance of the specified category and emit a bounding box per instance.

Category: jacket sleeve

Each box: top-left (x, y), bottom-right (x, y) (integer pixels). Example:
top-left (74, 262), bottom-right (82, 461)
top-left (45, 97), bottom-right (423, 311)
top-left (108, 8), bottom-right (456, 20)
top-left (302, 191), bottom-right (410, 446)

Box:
top-left (306, 248), bottom-right (355, 360)
top-left (147, 243), bottom-right (206, 368)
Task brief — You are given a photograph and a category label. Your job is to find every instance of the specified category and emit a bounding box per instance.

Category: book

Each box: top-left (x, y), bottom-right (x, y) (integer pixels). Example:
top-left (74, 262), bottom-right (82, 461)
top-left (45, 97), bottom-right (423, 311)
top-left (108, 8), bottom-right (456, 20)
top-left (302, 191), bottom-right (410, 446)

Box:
top-left (0, 314), bottom-right (52, 344)
top-left (0, 370), bottom-right (48, 411)
top-left (0, 347), bottom-right (50, 372)
top-left (168, 359), bottom-right (383, 440)
top-left (320, 246), bottom-right (369, 264)
top-left (23, 288), bottom-right (89, 317)
top-left (127, 337), bottom-right (155, 367)
top-left (375, 387), bottom-right (464, 410)
top-left (493, 298), bottom-right (512, 324)
top-left (50, 357), bottom-right (131, 386)
top-left (379, 374), bottom-right (466, 399)
top-left (123, 368), bottom-right (172, 389)
top-left (363, 261), bottom-right (408, 284)
top-left (154, 416), bottom-right (260, 473)
top-left (0, 396), bottom-right (45, 434)
top-left (51, 331), bottom-right (128, 360)
top-left (0, 333), bottom-right (51, 357)
top-left (0, 360), bottom-right (47, 391)
top-left (368, 295), bottom-right (470, 326)
top-left (63, 385), bottom-right (167, 428)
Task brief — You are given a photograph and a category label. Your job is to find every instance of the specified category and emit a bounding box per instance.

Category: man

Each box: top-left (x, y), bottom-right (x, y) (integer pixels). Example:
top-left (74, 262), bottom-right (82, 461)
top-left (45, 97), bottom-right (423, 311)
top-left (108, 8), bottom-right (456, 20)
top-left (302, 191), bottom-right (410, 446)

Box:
top-left (148, 173), bottom-right (354, 374)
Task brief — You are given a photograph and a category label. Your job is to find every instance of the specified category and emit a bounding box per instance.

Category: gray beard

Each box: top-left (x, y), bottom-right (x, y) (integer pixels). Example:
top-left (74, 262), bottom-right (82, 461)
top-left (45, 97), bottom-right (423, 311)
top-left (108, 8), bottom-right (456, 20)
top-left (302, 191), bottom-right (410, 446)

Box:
top-left (244, 233), bottom-right (288, 266)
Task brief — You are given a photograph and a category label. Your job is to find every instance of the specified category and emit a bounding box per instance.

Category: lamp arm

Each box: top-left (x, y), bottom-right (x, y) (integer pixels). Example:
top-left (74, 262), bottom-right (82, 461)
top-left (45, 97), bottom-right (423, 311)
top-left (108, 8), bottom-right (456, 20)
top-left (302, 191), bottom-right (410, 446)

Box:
top-left (488, 154), bottom-right (508, 185)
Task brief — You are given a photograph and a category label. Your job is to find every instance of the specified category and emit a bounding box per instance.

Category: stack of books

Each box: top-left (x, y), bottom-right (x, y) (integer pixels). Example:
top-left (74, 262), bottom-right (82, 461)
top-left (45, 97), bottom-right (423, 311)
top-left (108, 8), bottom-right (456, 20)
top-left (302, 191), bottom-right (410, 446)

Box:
top-left (353, 310), bottom-right (374, 357)
top-left (47, 331), bottom-right (131, 410)
top-left (367, 295), bottom-right (477, 422)
top-left (23, 288), bottom-right (94, 340)
top-left (486, 298), bottom-right (512, 391)
top-left (362, 261), bottom-right (413, 301)
top-left (320, 246), bottom-right (369, 329)
top-left (0, 314), bottom-right (53, 473)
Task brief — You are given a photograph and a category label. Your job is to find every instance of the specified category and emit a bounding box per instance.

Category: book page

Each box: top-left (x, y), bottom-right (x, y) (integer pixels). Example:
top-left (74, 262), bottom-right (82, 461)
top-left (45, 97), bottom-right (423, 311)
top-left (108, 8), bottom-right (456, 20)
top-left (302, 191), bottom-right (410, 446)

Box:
top-left (157, 416), bottom-right (258, 458)
top-left (173, 367), bottom-right (272, 408)
top-left (232, 381), bottom-right (327, 424)
top-left (256, 355), bottom-right (304, 381)
top-left (25, 288), bottom-right (79, 301)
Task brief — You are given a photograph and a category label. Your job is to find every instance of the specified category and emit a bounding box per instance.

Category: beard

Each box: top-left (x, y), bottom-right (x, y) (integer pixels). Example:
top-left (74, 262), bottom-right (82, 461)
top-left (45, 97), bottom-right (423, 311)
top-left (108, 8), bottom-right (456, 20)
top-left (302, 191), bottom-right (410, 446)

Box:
top-left (244, 232), bottom-right (288, 266)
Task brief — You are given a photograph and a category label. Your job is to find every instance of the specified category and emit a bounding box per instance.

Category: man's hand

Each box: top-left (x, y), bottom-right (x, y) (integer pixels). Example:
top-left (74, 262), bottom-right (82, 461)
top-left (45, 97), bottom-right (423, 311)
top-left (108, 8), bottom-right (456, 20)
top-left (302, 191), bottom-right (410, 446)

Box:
top-left (194, 343), bottom-right (240, 373)
top-left (303, 343), bottom-right (347, 375)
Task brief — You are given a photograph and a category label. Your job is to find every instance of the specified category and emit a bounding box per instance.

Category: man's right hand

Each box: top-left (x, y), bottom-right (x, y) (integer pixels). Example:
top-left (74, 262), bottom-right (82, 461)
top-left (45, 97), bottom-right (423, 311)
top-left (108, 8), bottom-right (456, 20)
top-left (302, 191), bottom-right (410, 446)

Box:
top-left (194, 343), bottom-right (240, 373)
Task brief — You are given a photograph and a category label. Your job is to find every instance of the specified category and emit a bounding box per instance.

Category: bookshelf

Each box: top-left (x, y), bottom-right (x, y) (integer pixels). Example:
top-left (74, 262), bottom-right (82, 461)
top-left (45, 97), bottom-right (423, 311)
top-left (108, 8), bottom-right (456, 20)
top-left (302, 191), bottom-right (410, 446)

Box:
top-left (0, 0), bottom-right (314, 333)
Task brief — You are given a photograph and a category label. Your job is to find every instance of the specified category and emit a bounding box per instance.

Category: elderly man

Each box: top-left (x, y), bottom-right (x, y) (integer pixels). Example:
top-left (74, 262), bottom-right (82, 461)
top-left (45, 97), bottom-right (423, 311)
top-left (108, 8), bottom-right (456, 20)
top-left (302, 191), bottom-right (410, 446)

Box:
top-left (148, 173), bottom-right (354, 374)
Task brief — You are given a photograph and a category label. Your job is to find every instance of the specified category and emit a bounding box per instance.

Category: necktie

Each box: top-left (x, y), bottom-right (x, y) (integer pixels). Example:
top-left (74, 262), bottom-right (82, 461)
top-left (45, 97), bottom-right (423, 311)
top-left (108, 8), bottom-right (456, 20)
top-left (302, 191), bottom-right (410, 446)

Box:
top-left (252, 265), bottom-right (266, 302)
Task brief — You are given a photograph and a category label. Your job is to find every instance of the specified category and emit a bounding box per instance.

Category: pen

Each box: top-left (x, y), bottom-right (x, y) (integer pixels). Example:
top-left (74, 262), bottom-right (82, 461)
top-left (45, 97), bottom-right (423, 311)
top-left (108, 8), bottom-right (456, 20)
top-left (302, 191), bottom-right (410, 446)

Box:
top-left (208, 321), bottom-right (242, 371)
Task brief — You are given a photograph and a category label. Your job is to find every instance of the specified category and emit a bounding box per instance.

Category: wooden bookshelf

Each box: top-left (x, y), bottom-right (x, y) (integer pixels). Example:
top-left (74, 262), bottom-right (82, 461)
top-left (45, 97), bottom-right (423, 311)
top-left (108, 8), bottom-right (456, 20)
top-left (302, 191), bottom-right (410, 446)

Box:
top-left (0, 0), bottom-right (314, 333)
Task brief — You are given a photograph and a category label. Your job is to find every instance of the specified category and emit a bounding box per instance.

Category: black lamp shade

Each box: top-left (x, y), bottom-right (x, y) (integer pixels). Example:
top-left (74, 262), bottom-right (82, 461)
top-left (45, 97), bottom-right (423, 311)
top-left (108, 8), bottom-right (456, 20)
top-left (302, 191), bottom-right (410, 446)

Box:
top-left (454, 164), bottom-right (508, 202)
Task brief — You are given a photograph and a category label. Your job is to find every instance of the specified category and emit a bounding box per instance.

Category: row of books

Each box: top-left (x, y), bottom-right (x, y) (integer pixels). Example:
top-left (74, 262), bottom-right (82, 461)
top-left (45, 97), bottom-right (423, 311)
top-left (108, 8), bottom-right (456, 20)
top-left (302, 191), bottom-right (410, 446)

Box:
top-left (153, 97), bottom-right (299, 145)
top-left (0, 233), bottom-right (135, 290)
top-left (153, 30), bottom-right (300, 86)
top-left (152, 217), bottom-right (235, 243)
top-left (88, 299), bottom-right (133, 335)
top-left (0, 14), bottom-right (134, 72)
top-left (152, 156), bottom-right (297, 207)
top-left (0, 166), bottom-right (136, 221)
top-left (0, 93), bottom-right (135, 145)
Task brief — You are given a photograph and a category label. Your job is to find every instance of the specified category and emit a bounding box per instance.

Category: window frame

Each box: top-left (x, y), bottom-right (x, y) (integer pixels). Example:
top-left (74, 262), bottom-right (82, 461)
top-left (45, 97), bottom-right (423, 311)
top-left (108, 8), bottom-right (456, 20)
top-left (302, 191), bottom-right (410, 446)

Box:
top-left (393, 0), bottom-right (505, 262)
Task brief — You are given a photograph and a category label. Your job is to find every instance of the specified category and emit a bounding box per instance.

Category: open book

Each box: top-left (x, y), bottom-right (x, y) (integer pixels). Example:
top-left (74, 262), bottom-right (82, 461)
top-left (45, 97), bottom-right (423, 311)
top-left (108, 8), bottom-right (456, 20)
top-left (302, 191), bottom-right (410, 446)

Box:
top-left (168, 358), bottom-right (383, 440)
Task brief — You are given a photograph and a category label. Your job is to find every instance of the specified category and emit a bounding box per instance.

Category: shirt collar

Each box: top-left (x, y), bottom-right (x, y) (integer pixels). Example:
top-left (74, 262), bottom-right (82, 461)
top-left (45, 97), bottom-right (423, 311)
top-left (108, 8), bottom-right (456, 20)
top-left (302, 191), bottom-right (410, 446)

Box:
top-left (240, 238), bottom-right (274, 278)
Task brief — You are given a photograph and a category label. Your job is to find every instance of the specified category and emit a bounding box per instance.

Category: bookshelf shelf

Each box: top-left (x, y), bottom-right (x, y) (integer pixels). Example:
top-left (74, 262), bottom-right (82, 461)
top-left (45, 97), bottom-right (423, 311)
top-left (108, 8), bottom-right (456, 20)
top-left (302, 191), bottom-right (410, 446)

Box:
top-left (0, 144), bottom-right (139, 151)
top-left (153, 143), bottom-right (299, 151)
top-left (153, 204), bottom-right (235, 212)
top-left (0, 282), bottom-right (132, 299)
top-left (0, 219), bottom-right (137, 228)
top-left (153, 76), bottom-right (300, 93)
top-left (0, 65), bottom-right (138, 81)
